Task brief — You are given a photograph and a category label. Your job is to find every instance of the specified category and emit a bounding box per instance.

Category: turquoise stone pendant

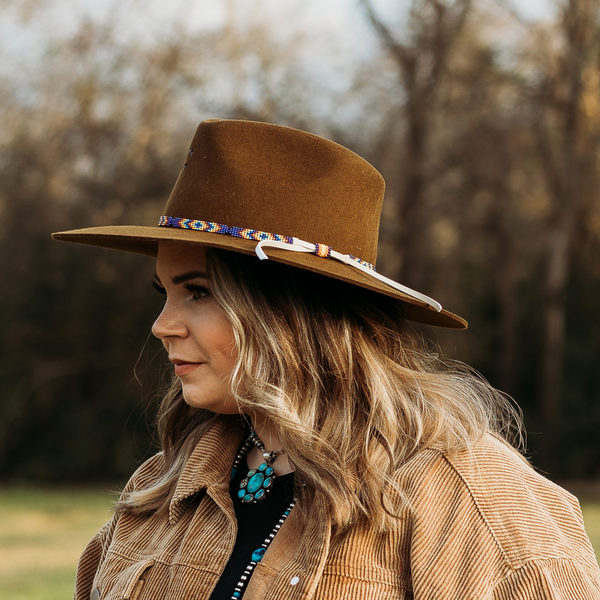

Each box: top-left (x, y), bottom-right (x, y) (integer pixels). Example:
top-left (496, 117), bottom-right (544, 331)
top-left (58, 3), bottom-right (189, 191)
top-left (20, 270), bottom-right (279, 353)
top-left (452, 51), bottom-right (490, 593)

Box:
top-left (232, 430), bottom-right (284, 504)
top-left (239, 462), bottom-right (276, 503)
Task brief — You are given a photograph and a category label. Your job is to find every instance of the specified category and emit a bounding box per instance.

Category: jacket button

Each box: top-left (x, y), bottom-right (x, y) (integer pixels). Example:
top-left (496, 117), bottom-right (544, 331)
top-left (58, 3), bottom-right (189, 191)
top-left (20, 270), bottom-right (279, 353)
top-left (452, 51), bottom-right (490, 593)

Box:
top-left (91, 589), bottom-right (100, 600)
top-left (290, 576), bottom-right (300, 586)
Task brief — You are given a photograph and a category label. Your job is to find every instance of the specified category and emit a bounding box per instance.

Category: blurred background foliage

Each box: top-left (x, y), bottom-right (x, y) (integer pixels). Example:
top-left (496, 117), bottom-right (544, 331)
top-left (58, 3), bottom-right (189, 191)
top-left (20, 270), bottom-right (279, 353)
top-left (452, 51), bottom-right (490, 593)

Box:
top-left (1, 0), bottom-right (599, 483)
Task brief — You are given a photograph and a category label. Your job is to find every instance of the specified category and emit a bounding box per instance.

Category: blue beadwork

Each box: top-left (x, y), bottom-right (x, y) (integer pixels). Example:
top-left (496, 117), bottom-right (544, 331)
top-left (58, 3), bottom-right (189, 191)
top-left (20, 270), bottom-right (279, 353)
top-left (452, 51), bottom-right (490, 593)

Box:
top-left (265, 466), bottom-right (274, 476)
top-left (237, 489), bottom-right (245, 499)
top-left (243, 494), bottom-right (253, 502)
top-left (158, 216), bottom-right (293, 244)
top-left (258, 463), bottom-right (267, 472)
top-left (255, 489), bottom-right (266, 500)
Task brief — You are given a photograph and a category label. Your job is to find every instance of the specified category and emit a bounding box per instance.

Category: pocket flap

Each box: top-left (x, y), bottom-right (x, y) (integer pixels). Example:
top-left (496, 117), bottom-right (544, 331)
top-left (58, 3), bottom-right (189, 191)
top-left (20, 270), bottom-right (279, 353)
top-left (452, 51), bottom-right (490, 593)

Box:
top-left (94, 557), bottom-right (155, 600)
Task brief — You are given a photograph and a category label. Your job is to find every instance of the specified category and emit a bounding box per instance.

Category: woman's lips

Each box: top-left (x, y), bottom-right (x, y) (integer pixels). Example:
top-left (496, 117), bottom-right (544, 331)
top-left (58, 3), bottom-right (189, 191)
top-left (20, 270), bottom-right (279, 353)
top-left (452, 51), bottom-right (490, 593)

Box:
top-left (171, 361), bottom-right (203, 376)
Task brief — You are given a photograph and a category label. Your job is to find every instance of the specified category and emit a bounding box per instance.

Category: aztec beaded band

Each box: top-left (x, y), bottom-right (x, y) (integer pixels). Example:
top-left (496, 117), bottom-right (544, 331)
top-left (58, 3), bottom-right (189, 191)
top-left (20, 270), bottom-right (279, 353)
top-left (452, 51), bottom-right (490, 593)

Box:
top-left (158, 216), bottom-right (376, 271)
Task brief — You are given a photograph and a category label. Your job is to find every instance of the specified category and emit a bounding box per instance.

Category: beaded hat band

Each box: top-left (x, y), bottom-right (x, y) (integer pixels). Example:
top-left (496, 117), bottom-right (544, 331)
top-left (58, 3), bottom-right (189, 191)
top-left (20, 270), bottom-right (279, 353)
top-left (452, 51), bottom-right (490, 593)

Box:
top-left (158, 216), bottom-right (442, 311)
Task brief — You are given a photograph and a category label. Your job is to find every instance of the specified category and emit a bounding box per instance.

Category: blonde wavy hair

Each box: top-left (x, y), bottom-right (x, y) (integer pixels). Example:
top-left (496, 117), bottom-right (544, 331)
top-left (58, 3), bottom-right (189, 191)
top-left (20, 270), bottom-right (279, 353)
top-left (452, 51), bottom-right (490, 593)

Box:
top-left (118, 248), bottom-right (524, 531)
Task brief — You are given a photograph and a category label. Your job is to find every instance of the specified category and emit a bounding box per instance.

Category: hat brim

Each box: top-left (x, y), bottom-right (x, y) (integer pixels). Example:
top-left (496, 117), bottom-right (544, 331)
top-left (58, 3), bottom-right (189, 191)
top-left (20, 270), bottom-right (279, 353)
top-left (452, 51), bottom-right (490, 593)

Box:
top-left (52, 225), bottom-right (467, 330)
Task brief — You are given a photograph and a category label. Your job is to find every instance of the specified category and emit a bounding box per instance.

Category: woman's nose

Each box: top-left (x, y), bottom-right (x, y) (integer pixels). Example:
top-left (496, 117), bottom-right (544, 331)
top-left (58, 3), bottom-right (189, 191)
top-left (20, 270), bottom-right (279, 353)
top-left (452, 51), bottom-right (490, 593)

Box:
top-left (151, 302), bottom-right (187, 340)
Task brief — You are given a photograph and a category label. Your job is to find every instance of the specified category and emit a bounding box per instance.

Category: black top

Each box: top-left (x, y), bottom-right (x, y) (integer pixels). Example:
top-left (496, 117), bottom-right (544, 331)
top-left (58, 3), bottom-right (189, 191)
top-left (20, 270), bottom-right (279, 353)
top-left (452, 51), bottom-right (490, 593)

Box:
top-left (208, 457), bottom-right (295, 600)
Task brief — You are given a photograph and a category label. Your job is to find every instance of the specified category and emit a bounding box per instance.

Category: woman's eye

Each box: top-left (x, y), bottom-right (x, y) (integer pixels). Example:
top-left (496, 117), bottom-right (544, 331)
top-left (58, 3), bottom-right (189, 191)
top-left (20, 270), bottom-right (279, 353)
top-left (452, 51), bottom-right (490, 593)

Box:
top-left (184, 284), bottom-right (210, 301)
top-left (153, 281), bottom-right (167, 295)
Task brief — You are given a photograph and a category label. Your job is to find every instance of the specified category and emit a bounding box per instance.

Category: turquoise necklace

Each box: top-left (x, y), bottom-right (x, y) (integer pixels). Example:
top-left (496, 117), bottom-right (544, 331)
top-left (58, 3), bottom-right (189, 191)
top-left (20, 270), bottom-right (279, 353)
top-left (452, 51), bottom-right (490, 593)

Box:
top-left (231, 430), bottom-right (285, 503)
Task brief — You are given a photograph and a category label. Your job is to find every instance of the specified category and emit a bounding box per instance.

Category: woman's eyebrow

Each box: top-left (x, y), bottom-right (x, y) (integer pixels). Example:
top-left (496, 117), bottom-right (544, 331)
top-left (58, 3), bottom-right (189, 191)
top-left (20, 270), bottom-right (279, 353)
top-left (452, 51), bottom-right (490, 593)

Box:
top-left (171, 270), bottom-right (208, 285)
top-left (153, 271), bottom-right (208, 286)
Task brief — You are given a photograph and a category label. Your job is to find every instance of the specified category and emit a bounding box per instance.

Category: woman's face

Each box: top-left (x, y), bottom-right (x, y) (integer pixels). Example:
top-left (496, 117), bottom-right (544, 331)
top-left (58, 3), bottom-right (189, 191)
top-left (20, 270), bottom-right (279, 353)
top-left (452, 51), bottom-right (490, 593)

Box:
top-left (152, 241), bottom-right (239, 414)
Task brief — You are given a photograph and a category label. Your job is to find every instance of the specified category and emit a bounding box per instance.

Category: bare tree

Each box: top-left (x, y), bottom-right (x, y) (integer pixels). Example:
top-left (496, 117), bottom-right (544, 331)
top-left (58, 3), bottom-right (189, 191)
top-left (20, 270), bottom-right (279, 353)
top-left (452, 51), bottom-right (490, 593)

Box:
top-left (359, 0), bottom-right (472, 289)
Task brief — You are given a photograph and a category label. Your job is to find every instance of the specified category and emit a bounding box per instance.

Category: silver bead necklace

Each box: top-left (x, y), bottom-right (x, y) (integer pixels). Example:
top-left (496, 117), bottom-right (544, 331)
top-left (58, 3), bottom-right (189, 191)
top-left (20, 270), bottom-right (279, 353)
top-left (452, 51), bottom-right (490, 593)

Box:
top-left (229, 498), bottom-right (296, 599)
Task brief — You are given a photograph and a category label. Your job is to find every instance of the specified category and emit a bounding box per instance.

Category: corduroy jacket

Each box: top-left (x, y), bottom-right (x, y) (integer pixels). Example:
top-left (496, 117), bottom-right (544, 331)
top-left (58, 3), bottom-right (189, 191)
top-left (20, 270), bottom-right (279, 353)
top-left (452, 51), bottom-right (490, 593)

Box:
top-left (75, 416), bottom-right (600, 600)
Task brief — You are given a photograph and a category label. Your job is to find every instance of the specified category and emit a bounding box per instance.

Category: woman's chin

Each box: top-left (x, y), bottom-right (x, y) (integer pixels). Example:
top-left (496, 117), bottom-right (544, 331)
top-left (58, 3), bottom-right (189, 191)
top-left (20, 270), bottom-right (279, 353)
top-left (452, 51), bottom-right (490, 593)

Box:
top-left (181, 390), bottom-right (240, 415)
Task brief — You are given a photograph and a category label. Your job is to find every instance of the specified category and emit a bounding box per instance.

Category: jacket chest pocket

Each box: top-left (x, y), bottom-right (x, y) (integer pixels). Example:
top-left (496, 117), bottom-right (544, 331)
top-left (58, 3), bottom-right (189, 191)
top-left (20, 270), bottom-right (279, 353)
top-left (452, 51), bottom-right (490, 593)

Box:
top-left (92, 556), bottom-right (155, 600)
top-left (313, 564), bottom-right (411, 600)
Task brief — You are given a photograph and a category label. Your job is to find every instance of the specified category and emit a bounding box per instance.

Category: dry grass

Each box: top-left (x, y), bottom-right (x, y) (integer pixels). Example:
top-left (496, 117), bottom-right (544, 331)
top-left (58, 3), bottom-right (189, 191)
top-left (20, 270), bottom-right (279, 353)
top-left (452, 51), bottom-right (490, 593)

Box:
top-left (0, 485), bottom-right (598, 599)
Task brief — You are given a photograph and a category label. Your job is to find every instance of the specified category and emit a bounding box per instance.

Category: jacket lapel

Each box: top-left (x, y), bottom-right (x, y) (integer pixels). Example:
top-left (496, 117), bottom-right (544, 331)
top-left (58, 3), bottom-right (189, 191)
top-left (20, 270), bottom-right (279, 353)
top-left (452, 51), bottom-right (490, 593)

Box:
top-left (169, 415), bottom-right (247, 524)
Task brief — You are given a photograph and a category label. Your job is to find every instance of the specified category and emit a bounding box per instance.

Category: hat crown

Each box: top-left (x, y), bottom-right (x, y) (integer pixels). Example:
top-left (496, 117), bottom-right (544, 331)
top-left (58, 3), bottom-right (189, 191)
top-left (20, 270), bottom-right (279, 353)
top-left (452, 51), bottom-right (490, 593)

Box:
top-left (164, 119), bottom-right (385, 264)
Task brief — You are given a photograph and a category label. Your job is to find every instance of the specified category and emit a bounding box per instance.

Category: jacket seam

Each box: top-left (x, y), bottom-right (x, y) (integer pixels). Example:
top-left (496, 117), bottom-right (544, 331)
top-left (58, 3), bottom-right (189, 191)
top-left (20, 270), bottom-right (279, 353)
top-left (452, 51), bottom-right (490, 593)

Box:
top-left (492, 556), bottom-right (599, 589)
top-left (435, 449), bottom-right (516, 572)
top-left (321, 565), bottom-right (410, 588)
top-left (103, 549), bottom-right (224, 575)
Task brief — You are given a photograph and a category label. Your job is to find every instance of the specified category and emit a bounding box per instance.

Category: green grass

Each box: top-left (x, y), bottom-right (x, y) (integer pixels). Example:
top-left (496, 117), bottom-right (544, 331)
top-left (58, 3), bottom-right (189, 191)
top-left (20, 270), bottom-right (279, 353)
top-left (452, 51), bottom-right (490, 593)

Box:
top-left (0, 485), bottom-right (598, 600)
top-left (0, 486), bottom-right (118, 600)
top-left (581, 503), bottom-right (600, 561)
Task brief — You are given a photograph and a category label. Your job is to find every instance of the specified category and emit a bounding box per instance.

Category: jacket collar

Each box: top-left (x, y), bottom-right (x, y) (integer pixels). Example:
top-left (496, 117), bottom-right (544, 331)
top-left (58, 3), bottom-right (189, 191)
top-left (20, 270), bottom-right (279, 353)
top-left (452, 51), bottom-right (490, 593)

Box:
top-left (169, 415), bottom-right (247, 523)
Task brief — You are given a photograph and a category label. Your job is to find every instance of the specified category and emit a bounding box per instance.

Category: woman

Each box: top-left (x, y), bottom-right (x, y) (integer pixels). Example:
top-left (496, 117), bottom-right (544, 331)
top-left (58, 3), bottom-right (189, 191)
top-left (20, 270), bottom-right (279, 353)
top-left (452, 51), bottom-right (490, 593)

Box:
top-left (53, 119), bottom-right (600, 600)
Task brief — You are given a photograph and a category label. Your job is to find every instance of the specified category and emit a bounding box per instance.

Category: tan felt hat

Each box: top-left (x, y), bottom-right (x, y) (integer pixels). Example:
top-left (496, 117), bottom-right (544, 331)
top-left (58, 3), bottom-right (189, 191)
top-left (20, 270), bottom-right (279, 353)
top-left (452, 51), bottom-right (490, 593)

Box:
top-left (52, 119), bottom-right (466, 329)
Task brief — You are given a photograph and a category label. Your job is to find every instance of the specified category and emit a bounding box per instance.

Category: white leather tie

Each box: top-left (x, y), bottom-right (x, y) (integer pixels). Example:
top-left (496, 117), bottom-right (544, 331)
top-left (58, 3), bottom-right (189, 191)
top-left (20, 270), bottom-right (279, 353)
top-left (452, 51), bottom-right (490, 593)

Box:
top-left (255, 238), bottom-right (442, 312)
